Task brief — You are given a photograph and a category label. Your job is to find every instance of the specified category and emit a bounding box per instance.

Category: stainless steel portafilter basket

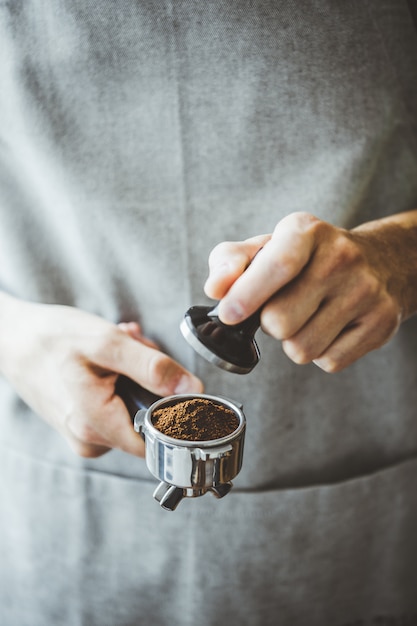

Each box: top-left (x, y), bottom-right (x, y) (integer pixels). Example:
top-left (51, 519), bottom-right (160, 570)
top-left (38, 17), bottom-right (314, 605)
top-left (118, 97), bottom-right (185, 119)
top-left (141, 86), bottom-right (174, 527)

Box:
top-left (117, 376), bottom-right (246, 511)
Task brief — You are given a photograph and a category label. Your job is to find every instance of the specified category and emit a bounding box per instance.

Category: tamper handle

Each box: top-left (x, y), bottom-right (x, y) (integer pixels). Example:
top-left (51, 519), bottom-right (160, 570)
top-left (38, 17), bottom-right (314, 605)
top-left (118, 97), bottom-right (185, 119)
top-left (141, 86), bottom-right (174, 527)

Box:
top-left (116, 375), bottom-right (161, 420)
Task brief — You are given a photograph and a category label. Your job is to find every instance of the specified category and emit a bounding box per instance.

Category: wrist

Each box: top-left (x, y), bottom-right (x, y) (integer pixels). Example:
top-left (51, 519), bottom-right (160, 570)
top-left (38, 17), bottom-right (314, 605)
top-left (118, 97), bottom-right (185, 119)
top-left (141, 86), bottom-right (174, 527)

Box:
top-left (351, 210), bottom-right (417, 320)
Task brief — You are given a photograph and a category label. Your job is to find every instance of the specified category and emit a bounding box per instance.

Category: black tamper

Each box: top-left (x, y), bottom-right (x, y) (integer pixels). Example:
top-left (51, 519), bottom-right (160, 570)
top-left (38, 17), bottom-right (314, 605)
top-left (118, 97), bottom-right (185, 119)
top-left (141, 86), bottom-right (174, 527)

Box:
top-left (180, 303), bottom-right (261, 374)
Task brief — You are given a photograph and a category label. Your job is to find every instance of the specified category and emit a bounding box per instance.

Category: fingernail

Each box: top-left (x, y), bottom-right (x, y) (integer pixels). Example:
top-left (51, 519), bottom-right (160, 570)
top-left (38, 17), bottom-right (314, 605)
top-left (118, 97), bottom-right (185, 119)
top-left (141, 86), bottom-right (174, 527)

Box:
top-left (219, 302), bottom-right (245, 324)
top-left (174, 374), bottom-right (202, 395)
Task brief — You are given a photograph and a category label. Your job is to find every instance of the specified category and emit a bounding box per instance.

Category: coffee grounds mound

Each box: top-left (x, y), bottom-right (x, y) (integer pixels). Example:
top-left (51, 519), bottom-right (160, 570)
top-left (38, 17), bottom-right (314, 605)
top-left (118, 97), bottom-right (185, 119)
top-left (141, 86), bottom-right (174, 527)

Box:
top-left (152, 398), bottom-right (239, 441)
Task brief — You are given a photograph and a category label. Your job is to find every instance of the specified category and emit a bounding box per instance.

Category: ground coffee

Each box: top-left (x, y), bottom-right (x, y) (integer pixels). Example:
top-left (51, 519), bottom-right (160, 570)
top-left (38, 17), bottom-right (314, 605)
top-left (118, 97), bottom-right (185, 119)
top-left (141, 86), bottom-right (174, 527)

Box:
top-left (152, 398), bottom-right (239, 441)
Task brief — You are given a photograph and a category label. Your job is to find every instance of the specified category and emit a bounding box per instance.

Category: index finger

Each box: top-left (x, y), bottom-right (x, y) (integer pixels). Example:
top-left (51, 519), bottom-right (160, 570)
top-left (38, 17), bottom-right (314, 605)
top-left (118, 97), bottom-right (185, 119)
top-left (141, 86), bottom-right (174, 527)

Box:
top-left (217, 212), bottom-right (319, 324)
top-left (204, 234), bottom-right (270, 300)
top-left (92, 329), bottom-right (204, 397)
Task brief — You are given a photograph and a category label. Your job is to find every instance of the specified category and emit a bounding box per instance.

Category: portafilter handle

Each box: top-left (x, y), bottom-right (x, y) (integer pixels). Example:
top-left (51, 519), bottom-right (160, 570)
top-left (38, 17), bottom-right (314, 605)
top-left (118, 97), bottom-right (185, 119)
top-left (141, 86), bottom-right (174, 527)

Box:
top-left (115, 375), bottom-right (161, 417)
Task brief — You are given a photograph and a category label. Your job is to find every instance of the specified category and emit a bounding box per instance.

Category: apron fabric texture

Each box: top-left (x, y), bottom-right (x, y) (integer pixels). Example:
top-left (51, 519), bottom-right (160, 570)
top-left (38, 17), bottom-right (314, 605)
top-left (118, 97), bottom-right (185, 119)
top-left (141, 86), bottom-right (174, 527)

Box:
top-left (1, 1), bottom-right (417, 624)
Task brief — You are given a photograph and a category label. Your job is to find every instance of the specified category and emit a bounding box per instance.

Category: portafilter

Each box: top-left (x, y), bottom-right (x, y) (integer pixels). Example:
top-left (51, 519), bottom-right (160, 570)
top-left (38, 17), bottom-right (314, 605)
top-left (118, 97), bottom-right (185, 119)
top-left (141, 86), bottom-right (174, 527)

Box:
top-left (117, 376), bottom-right (246, 511)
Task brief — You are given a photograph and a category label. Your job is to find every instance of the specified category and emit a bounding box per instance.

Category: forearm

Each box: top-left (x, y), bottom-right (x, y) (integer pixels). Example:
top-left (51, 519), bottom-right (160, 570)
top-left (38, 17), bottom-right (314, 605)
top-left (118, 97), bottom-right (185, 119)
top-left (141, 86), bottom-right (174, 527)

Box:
top-left (351, 209), bottom-right (417, 321)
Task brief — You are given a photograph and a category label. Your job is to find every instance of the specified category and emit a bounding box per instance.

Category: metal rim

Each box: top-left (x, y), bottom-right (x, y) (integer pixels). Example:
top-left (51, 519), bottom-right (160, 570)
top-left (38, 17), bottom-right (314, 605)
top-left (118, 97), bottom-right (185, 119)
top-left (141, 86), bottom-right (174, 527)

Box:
top-left (142, 392), bottom-right (246, 447)
top-left (180, 317), bottom-right (254, 374)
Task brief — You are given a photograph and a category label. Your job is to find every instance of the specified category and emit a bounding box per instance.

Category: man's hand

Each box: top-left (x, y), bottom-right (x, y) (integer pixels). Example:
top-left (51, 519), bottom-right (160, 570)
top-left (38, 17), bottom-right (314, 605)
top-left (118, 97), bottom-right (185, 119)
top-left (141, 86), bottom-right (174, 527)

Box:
top-left (0, 296), bottom-right (203, 457)
top-left (204, 211), bottom-right (417, 373)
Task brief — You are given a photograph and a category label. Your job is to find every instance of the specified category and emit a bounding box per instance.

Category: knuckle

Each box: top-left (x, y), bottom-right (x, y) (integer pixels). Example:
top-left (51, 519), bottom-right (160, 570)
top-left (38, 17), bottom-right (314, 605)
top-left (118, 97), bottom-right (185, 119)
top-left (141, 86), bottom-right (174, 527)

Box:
top-left (370, 303), bottom-right (401, 346)
top-left (268, 249), bottom-right (297, 278)
top-left (315, 357), bottom-right (343, 374)
top-left (270, 213), bottom-right (321, 278)
top-left (147, 352), bottom-right (175, 389)
top-left (265, 243), bottom-right (305, 284)
top-left (68, 440), bottom-right (104, 458)
top-left (277, 211), bottom-right (320, 234)
top-left (282, 339), bottom-right (311, 365)
top-left (208, 241), bottom-right (239, 266)
top-left (67, 417), bottom-right (98, 446)
top-left (320, 235), bottom-right (362, 282)
top-left (87, 325), bottom-right (122, 364)
top-left (272, 212), bottom-right (320, 252)
top-left (352, 273), bottom-right (379, 303)
top-left (261, 307), bottom-right (292, 340)
top-left (333, 233), bottom-right (360, 262)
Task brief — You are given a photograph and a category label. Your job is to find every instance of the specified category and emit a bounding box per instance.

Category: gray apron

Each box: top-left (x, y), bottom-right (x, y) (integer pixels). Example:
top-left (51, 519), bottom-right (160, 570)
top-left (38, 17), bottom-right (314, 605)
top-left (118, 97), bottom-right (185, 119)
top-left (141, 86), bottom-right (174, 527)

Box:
top-left (1, 1), bottom-right (417, 624)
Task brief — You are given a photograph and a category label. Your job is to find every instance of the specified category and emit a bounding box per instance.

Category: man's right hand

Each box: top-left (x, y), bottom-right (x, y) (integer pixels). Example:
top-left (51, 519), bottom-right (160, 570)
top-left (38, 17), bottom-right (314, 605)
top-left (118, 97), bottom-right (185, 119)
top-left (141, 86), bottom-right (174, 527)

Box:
top-left (0, 293), bottom-right (203, 458)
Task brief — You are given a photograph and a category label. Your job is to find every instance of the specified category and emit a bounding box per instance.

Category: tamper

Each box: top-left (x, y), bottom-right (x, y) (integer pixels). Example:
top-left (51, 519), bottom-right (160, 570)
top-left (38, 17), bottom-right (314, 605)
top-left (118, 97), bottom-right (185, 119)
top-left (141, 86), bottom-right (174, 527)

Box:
top-left (117, 376), bottom-right (246, 511)
top-left (180, 303), bottom-right (261, 374)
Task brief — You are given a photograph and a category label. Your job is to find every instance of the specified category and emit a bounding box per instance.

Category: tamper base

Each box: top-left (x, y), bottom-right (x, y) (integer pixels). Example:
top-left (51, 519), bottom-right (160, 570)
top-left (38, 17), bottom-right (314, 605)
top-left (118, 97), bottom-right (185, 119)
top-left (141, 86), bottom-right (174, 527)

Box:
top-left (181, 305), bottom-right (260, 374)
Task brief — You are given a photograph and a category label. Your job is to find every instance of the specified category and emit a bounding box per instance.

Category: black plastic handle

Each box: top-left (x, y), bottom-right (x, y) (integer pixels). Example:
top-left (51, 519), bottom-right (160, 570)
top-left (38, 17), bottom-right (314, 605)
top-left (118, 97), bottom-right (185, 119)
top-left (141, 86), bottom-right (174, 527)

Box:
top-left (116, 375), bottom-right (161, 420)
